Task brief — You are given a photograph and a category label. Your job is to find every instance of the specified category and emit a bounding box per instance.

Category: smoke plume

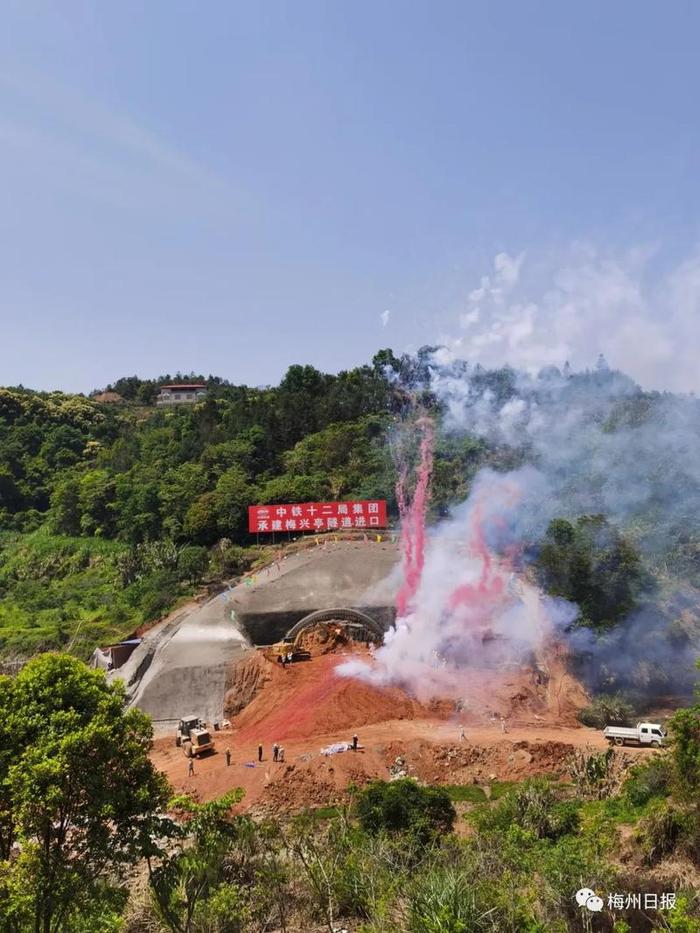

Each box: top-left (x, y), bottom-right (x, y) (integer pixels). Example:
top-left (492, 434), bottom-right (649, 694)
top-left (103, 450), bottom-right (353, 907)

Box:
top-left (342, 251), bottom-right (700, 703)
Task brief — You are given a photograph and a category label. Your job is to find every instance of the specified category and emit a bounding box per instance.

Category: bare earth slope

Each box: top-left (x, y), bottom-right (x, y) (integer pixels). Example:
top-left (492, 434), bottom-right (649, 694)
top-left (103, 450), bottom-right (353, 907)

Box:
top-left (150, 643), bottom-right (622, 813)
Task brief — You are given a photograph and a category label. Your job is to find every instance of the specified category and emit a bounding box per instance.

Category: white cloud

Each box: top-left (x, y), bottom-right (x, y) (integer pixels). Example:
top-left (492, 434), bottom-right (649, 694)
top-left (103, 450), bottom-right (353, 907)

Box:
top-left (380, 308), bottom-right (391, 327)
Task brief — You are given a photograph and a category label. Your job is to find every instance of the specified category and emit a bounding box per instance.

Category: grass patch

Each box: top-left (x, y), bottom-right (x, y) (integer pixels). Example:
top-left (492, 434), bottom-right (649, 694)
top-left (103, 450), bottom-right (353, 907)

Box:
top-left (310, 805), bottom-right (341, 821)
top-left (443, 784), bottom-right (488, 803)
top-left (579, 796), bottom-right (649, 827)
top-left (488, 781), bottom-right (517, 800)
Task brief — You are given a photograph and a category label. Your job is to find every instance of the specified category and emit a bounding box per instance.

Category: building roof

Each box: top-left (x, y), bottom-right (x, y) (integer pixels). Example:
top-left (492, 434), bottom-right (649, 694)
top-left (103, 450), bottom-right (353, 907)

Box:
top-left (159, 384), bottom-right (207, 390)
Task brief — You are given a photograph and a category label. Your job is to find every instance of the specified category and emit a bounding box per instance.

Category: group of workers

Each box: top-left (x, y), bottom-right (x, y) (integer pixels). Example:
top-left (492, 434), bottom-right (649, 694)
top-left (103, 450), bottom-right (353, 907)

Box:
top-left (188, 741), bottom-right (287, 776)
top-left (258, 742), bottom-right (286, 762)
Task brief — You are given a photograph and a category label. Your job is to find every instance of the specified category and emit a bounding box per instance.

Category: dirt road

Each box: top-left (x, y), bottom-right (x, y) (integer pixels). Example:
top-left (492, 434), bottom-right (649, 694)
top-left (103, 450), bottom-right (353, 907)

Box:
top-left (152, 716), bottom-right (651, 812)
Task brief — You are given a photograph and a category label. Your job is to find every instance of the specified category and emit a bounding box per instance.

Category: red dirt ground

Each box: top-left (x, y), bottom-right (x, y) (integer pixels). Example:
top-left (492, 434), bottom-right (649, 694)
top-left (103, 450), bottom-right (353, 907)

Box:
top-left (150, 643), bottom-right (654, 813)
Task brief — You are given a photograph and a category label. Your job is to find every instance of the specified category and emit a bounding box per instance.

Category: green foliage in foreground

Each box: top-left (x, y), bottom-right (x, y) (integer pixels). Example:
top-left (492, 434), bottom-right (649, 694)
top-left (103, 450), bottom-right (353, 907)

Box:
top-left (354, 778), bottom-right (456, 845)
top-left (0, 654), bottom-right (170, 933)
top-left (1, 654), bottom-right (700, 931)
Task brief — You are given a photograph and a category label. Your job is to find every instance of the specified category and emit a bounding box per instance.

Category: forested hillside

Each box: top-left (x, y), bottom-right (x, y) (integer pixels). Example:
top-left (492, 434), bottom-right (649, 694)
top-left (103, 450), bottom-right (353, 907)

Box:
top-left (1, 351), bottom-right (700, 686)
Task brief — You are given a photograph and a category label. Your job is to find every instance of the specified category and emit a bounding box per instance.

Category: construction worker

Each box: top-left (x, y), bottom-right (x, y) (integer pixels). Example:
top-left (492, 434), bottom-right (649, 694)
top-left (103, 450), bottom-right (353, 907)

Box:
top-left (258, 743), bottom-right (263, 762)
top-left (273, 743), bottom-right (279, 762)
top-left (352, 733), bottom-right (358, 751)
top-left (225, 748), bottom-right (231, 767)
top-left (500, 717), bottom-right (508, 734)
top-left (278, 746), bottom-right (285, 762)
top-left (188, 758), bottom-right (194, 777)
top-left (459, 726), bottom-right (466, 742)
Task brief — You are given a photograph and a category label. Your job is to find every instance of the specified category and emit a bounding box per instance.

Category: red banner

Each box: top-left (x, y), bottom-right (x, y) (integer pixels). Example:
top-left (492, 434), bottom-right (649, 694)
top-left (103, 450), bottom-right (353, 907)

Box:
top-left (248, 500), bottom-right (388, 533)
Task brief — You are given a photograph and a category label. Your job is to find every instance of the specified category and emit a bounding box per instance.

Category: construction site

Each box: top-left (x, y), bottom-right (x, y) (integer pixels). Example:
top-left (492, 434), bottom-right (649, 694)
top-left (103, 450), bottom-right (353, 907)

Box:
top-left (108, 529), bottom-right (656, 815)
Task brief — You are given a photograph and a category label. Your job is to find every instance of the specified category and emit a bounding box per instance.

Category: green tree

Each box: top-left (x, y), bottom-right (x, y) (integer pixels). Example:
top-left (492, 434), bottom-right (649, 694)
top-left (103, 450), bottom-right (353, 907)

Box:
top-left (78, 469), bottom-right (116, 536)
top-left (177, 546), bottom-right (209, 583)
top-left (184, 492), bottom-right (219, 545)
top-left (258, 472), bottom-right (329, 505)
top-left (0, 466), bottom-right (23, 513)
top-left (0, 654), bottom-right (170, 932)
top-left (354, 779), bottom-right (455, 846)
top-left (282, 416), bottom-right (391, 500)
top-left (537, 515), bottom-right (647, 628)
top-left (114, 473), bottom-right (162, 543)
top-left (48, 475), bottom-right (82, 535)
top-left (159, 463), bottom-right (209, 540)
top-left (213, 466), bottom-right (255, 538)
top-left (147, 791), bottom-right (248, 933)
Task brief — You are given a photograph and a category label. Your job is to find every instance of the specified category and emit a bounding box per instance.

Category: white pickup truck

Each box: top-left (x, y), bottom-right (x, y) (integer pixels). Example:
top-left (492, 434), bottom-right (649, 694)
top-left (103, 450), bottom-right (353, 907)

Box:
top-left (603, 722), bottom-right (666, 748)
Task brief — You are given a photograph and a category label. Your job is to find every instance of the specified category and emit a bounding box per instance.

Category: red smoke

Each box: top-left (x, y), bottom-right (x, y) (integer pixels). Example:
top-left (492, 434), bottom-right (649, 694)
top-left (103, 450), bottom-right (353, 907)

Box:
top-left (395, 417), bottom-right (435, 618)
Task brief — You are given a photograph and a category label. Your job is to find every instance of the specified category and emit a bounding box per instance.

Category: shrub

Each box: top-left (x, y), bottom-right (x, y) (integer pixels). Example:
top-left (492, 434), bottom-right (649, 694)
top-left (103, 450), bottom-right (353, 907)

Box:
top-left (355, 779), bottom-right (456, 845)
top-left (217, 543), bottom-right (255, 576)
top-left (177, 545), bottom-right (209, 583)
top-left (636, 801), bottom-right (694, 865)
top-left (623, 757), bottom-right (672, 807)
top-left (669, 701), bottom-right (700, 800)
top-left (127, 569), bottom-right (178, 620)
top-left (405, 866), bottom-right (506, 932)
top-left (579, 694), bottom-right (635, 728)
top-left (473, 779), bottom-right (580, 841)
top-left (567, 746), bottom-right (626, 800)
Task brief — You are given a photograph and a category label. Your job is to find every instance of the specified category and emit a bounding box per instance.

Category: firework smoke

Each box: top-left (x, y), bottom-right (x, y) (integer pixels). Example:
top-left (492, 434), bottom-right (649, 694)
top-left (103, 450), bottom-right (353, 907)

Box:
top-left (343, 250), bottom-right (700, 701)
top-left (395, 417), bottom-right (434, 619)
top-left (340, 461), bottom-right (576, 701)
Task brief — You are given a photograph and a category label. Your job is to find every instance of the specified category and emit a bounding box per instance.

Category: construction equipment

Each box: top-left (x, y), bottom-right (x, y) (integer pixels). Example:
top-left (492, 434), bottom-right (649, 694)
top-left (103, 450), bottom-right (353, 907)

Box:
top-left (175, 716), bottom-right (215, 757)
top-left (267, 641), bottom-right (311, 663)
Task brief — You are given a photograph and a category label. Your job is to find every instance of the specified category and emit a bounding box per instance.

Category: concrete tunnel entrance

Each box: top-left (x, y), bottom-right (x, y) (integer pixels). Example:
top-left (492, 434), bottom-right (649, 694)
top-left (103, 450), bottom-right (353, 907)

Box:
top-left (116, 539), bottom-right (401, 728)
top-left (283, 607), bottom-right (386, 645)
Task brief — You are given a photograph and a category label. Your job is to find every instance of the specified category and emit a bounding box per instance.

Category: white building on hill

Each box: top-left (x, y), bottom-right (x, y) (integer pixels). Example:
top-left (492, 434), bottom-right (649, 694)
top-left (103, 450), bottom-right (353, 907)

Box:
top-left (156, 383), bottom-right (208, 405)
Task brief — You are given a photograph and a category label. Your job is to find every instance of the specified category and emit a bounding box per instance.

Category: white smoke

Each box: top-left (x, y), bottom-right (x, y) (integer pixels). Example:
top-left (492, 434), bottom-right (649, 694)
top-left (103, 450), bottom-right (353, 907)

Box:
top-left (340, 469), bottom-right (578, 700)
top-left (342, 248), bottom-right (700, 703)
top-left (438, 246), bottom-right (700, 394)
top-left (422, 256), bottom-right (700, 696)
top-left (428, 359), bottom-right (700, 560)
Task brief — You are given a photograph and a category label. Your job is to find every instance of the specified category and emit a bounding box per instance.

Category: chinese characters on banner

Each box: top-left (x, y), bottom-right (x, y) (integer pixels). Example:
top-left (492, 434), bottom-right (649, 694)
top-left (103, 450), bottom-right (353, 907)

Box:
top-left (248, 500), bottom-right (388, 534)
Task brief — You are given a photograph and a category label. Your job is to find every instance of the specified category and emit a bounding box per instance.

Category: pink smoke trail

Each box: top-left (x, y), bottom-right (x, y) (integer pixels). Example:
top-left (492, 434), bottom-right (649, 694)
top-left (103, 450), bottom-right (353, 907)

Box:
top-left (447, 502), bottom-right (499, 609)
top-left (395, 417), bottom-right (435, 618)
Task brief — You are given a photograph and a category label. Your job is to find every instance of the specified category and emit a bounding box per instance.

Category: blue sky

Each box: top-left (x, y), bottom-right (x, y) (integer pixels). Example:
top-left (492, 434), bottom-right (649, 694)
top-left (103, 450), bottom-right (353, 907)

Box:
top-left (2, 2), bottom-right (700, 392)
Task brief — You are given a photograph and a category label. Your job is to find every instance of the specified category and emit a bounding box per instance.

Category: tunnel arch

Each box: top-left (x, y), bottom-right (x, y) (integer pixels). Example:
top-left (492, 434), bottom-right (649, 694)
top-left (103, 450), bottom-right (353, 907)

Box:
top-left (285, 607), bottom-right (385, 645)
